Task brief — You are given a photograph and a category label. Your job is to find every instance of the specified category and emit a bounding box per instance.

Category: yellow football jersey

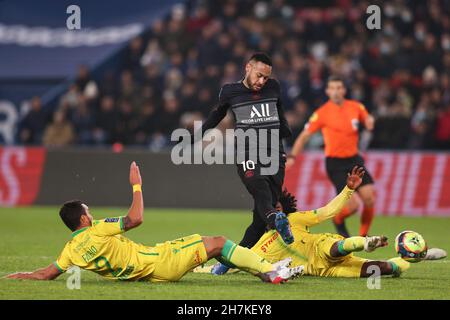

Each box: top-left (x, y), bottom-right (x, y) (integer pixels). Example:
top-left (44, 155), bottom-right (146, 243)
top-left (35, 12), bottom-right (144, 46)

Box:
top-left (53, 217), bottom-right (159, 280)
top-left (252, 186), bottom-right (357, 275)
top-left (252, 210), bottom-right (322, 269)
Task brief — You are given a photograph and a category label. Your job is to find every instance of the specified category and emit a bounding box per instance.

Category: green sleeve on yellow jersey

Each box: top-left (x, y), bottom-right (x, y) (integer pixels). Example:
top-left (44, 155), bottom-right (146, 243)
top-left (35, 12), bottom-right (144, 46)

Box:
top-left (54, 244), bottom-right (71, 273)
top-left (91, 217), bottom-right (125, 236)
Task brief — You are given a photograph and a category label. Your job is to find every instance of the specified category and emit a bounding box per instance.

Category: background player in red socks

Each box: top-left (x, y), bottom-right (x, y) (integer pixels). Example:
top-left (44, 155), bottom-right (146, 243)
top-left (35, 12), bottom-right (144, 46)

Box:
top-left (287, 76), bottom-right (376, 237)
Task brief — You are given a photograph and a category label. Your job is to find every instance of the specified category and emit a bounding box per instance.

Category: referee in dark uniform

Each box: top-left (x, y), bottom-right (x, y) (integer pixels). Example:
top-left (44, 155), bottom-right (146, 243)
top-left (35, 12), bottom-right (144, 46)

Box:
top-left (190, 53), bottom-right (294, 274)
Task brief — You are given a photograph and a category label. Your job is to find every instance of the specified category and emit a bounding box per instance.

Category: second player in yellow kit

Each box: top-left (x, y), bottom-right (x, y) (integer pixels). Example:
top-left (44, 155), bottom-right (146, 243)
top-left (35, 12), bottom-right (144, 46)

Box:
top-left (251, 187), bottom-right (367, 277)
top-left (251, 166), bottom-right (411, 278)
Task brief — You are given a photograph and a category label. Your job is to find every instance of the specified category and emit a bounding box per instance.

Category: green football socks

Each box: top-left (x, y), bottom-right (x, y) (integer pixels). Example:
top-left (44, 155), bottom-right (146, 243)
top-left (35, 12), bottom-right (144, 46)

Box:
top-left (337, 236), bottom-right (366, 255)
top-left (221, 240), bottom-right (273, 273)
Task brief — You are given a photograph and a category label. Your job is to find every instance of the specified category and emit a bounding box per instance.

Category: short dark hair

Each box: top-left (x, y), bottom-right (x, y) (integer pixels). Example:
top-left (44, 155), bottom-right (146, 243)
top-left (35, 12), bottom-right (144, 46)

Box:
top-left (249, 52), bottom-right (272, 67)
top-left (279, 189), bottom-right (298, 215)
top-left (59, 200), bottom-right (86, 231)
top-left (327, 75), bottom-right (345, 85)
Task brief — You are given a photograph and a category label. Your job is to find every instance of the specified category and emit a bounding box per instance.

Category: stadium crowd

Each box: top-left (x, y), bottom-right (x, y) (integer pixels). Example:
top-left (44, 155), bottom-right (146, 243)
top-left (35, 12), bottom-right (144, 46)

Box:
top-left (18, 0), bottom-right (450, 150)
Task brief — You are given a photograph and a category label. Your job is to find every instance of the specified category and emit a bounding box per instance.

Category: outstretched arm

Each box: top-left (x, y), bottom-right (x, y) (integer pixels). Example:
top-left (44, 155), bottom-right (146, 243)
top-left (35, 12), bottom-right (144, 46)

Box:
top-left (286, 129), bottom-right (312, 167)
top-left (364, 114), bottom-right (375, 131)
top-left (122, 161), bottom-right (144, 231)
top-left (314, 166), bottom-right (365, 223)
top-left (287, 110), bottom-right (324, 168)
top-left (291, 129), bottom-right (312, 156)
top-left (287, 166), bottom-right (365, 228)
top-left (201, 102), bottom-right (230, 135)
top-left (189, 86), bottom-right (231, 144)
top-left (6, 263), bottom-right (61, 280)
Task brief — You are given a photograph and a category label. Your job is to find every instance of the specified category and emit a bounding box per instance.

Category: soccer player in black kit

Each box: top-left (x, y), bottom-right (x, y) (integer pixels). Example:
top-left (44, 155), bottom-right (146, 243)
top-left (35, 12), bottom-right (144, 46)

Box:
top-left (191, 53), bottom-right (294, 274)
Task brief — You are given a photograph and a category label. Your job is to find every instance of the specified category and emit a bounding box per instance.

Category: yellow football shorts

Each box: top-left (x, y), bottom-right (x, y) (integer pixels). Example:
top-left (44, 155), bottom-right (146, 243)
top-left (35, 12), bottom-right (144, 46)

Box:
top-left (307, 233), bottom-right (368, 278)
top-left (149, 234), bottom-right (208, 282)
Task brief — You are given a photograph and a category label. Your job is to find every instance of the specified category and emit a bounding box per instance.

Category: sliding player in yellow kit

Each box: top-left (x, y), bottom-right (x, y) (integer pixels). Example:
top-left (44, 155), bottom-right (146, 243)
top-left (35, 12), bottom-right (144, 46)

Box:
top-left (251, 166), bottom-right (411, 278)
top-left (195, 166), bottom-right (410, 277)
top-left (6, 162), bottom-right (303, 284)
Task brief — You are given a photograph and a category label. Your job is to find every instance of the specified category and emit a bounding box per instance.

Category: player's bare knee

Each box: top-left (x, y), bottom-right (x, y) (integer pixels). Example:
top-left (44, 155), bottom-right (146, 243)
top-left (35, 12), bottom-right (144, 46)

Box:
top-left (202, 236), bottom-right (226, 258)
top-left (348, 203), bottom-right (359, 214)
top-left (380, 261), bottom-right (393, 275)
top-left (358, 186), bottom-right (376, 207)
top-left (347, 197), bottom-right (359, 213)
top-left (362, 196), bottom-right (375, 207)
top-left (329, 242), bottom-right (342, 257)
top-left (214, 236), bottom-right (227, 248)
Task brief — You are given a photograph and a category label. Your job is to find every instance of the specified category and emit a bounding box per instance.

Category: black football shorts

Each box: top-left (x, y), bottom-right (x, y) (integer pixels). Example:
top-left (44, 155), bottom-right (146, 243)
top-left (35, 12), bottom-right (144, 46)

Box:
top-left (325, 154), bottom-right (374, 193)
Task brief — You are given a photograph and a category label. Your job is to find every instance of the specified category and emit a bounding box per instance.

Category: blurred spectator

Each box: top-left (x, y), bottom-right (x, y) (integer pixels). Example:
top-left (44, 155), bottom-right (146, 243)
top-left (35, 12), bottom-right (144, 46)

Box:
top-left (70, 100), bottom-right (94, 145)
top-left (186, 5), bottom-right (211, 34)
top-left (409, 94), bottom-right (435, 149)
top-left (59, 84), bottom-right (82, 112)
top-left (19, 97), bottom-right (48, 145)
top-left (222, 61), bottom-right (240, 84)
top-left (123, 37), bottom-right (145, 76)
top-left (75, 65), bottom-right (99, 101)
top-left (158, 92), bottom-right (181, 137)
top-left (119, 70), bottom-right (141, 109)
top-left (29, 0), bottom-right (450, 151)
top-left (197, 87), bottom-right (215, 117)
top-left (435, 105), bottom-right (450, 149)
top-left (285, 99), bottom-right (310, 146)
top-left (116, 100), bottom-right (139, 145)
top-left (180, 81), bottom-right (199, 112)
top-left (135, 101), bottom-right (159, 145)
top-left (99, 71), bottom-right (119, 99)
top-left (42, 111), bottom-right (75, 147)
top-left (92, 96), bottom-right (118, 145)
top-left (371, 103), bottom-right (411, 149)
top-left (140, 39), bottom-right (166, 68)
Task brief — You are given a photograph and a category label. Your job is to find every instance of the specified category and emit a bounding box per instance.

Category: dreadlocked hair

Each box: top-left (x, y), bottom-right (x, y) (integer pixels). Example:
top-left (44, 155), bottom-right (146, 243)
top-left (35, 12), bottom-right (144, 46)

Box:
top-left (279, 188), bottom-right (298, 215)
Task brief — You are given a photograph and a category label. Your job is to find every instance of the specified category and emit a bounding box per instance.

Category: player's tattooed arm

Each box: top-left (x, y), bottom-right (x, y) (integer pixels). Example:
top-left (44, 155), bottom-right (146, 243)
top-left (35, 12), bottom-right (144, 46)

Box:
top-left (122, 216), bottom-right (140, 231)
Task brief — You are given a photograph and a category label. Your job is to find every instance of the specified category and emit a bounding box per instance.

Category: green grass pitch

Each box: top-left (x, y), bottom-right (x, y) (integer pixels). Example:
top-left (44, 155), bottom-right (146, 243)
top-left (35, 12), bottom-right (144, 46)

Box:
top-left (1, 206), bottom-right (449, 300)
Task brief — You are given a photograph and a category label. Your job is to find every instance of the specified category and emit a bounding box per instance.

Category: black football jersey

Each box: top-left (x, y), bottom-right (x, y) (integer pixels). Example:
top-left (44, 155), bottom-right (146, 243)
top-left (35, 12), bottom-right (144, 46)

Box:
top-left (201, 79), bottom-right (292, 160)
